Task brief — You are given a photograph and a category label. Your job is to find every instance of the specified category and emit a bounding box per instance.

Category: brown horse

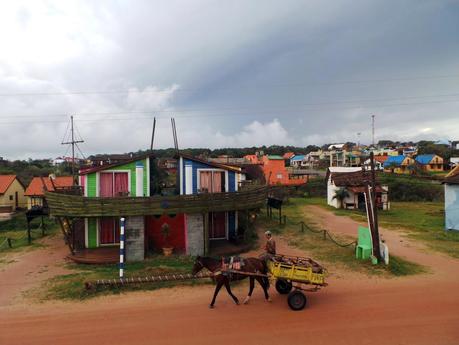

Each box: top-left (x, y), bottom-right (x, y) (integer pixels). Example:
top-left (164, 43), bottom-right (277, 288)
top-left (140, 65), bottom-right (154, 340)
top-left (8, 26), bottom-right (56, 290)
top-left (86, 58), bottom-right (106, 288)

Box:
top-left (192, 256), bottom-right (270, 308)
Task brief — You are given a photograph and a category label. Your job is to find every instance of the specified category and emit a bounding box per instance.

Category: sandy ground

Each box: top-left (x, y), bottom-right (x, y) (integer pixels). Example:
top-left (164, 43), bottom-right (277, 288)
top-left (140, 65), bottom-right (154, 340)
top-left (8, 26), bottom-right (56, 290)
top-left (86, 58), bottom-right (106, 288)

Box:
top-left (0, 208), bottom-right (458, 345)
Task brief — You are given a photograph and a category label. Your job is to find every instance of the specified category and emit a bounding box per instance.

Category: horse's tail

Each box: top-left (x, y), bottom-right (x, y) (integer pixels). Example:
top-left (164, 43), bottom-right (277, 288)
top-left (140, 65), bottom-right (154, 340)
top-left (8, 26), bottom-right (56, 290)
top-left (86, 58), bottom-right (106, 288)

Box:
top-left (261, 260), bottom-right (270, 289)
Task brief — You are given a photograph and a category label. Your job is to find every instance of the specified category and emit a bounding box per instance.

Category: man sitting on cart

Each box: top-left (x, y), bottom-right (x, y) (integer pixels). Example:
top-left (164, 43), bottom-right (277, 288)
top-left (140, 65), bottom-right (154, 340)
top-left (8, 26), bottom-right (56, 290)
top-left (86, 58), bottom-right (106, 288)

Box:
top-left (259, 230), bottom-right (276, 262)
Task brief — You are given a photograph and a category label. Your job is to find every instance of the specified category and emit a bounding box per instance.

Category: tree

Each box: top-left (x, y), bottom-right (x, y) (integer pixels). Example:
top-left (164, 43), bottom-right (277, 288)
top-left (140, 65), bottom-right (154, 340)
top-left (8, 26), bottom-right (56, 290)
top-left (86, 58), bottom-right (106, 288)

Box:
top-left (332, 188), bottom-right (349, 209)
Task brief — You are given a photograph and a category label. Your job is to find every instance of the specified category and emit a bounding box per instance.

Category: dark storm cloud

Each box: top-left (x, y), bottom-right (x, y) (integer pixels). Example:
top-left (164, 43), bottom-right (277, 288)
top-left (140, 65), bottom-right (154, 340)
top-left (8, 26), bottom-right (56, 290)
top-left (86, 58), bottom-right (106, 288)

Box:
top-left (0, 0), bottom-right (458, 159)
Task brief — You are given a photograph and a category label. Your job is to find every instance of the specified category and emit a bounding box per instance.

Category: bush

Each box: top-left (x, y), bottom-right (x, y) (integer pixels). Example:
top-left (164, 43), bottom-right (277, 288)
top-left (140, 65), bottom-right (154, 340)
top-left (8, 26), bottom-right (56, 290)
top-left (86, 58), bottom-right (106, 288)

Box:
top-left (298, 178), bottom-right (327, 197)
top-left (379, 175), bottom-right (443, 202)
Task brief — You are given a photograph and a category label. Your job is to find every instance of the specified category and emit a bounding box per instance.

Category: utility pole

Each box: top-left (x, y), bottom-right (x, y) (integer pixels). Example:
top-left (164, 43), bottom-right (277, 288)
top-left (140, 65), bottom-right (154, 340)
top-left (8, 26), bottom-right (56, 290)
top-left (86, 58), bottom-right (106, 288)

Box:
top-left (150, 117), bottom-right (156, 151)
top-left (369, 151), bottom-right (382, 261)
top-left (371, 114), bottom-right (375, 147)
top-left (62, 116), bottom-right (84, 179)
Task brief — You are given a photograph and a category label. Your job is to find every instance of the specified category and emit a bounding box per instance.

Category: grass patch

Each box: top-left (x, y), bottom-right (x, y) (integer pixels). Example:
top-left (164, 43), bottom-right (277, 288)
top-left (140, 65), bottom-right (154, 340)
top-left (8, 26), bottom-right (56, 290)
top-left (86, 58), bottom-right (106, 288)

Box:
top-left (300, 196), bottom-right (459, 259)
top-left (0, 212), bottom-right (59, 254)
top-left (35, 255), bottom-right (211, 301)
top-left (262, 198), bottom-right (426, 277)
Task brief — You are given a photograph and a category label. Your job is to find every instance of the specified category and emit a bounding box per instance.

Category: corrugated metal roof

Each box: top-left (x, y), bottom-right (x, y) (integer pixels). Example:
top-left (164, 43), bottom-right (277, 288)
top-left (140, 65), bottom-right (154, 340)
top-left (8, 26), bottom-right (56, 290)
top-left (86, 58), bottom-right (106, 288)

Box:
top-left (290, 155), bottom-right (305, 161)
top-left (415, 154), bottom-right (435, 165)
top-left (267, 155), bottom-right (284, 160)
top-left (383, 155), bottom-right (406, 167)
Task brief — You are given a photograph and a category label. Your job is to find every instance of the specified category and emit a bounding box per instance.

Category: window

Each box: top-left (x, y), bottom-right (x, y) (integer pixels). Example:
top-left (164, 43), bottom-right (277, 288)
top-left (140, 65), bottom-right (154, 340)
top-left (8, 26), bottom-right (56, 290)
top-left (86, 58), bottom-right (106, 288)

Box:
top-left (99, 172), bottom-right (129, 197)
top-left (276, 173), bottom-right (283, 179)
top-left (9, 195), bottom-right (13, 201)
top-left (99, 218), bottom-right (120, 245)
top-left (199, 170), bottom-right (225, 193)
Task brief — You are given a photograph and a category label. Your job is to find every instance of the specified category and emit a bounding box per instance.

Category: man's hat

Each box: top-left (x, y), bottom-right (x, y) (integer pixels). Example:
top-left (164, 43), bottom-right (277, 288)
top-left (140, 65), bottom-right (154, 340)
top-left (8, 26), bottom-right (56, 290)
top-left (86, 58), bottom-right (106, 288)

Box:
top-left (264, 231), bottom-right (272, 236)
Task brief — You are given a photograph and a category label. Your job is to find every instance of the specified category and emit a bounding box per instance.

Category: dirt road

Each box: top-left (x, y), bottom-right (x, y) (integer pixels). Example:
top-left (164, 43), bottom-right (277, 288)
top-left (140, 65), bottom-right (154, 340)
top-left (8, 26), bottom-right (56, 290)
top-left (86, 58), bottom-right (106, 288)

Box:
top-left (0, 234), bottom-right (70, 307)
top-left (0, 208), bottom-right (458, 345)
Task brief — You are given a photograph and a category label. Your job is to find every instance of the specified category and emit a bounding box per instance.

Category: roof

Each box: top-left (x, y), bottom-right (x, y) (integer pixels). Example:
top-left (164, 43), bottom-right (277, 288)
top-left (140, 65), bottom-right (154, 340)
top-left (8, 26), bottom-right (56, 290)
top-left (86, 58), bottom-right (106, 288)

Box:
top-left (283, 152), bottom-right (295, 159)
top-left (290, 155), bottom-right (305, 161)
top-left (415, 154), bottom-right (436, 165)
top-left (328, 167), bottom-right (361, 173)
top-left (80, 153), bottom-right (155, 175)
top-left (0, 175), bottom-right (19, 195)
top-left (180, 153), bottom-right (241, 172)
top-left (328, 144), bottom-right (345, 150)
top-left (444, 165), bottom-right (459, 184)
top-left (374, 155), bottom-right (389, 163)
top-left (266, 155), bottom-right (284, 160)
top-left (25, 176), bottom-right (75, 196)
top-left (330, 170), bottom-right (380, 188)
top-left (383, 155), bottom-right (406, 168)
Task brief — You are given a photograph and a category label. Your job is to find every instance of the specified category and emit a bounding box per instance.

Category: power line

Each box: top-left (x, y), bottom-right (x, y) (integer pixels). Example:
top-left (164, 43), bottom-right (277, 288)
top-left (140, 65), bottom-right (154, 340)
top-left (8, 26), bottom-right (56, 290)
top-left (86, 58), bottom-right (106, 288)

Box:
top-left (0, 97), bottom-right (458, 126)
top-left (0, 92), bottom-right (459, 122)
top-left (0, 74), bottom-right (459, 97)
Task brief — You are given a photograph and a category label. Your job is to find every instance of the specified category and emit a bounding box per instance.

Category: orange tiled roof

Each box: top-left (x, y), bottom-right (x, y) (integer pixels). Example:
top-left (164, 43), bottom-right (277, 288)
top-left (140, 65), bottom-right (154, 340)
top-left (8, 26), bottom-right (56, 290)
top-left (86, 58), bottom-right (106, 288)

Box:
top-left (25, 176), bottom-right (74, 196)
top-left (0, 175), bottom-right (17, 195)
top-left (374, 155), bottom-right (389, 163)
top-left (283, 152), bottom-right (295, 159)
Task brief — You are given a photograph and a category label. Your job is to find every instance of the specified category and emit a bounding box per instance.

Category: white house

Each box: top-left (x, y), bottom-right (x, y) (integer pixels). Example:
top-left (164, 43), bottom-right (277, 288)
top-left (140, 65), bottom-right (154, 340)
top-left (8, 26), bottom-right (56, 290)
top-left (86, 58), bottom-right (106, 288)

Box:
top-left (444, 166), bottom-right (459, 231)
top-left (326, 167), bottom-right (389, 210)
top-left (326, 167), bottom-right (361, 208)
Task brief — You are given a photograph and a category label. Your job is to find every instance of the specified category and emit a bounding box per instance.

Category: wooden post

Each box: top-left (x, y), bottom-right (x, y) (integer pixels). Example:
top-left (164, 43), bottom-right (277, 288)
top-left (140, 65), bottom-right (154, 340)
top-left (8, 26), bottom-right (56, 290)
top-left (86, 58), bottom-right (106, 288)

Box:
top-left (41, 216), bottom-right (45, 237)
top-left (203, 213), bottom-right (209, 255)
top-left (279, 207), bottom-right (282, 225)
top-left (7, 238), bottom-right (12, 248)
top-left (27, 220), bottom-right (31, 244)
top-left (370, 152), bottom-right (382, 261)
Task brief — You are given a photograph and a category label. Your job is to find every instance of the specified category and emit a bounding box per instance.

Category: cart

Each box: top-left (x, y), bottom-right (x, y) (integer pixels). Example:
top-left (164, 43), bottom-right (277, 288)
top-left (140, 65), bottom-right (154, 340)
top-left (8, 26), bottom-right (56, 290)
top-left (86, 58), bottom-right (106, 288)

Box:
top-left (267, 254), bottom-right (327, 311)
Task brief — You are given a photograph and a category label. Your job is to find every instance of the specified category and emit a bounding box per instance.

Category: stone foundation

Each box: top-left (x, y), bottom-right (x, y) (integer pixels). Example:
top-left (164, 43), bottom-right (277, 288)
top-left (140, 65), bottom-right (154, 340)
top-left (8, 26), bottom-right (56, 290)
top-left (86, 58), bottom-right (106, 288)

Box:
top-left (125, 216), bottom-right (145, 262)
top-left (186, 214), bottom-right (204, 256)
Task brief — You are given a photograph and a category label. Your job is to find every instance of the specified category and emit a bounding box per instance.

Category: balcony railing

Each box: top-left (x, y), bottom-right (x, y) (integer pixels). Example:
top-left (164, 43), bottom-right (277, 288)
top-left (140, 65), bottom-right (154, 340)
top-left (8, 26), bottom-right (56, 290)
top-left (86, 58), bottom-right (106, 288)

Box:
top-left (45, 186), bottom-right (268, 217)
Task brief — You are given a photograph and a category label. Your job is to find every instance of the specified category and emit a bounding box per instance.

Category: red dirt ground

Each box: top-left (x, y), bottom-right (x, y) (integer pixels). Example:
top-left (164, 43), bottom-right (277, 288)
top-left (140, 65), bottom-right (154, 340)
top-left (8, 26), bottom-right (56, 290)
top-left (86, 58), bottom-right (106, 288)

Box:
top-left (0, 207), bottom-right (458, 345)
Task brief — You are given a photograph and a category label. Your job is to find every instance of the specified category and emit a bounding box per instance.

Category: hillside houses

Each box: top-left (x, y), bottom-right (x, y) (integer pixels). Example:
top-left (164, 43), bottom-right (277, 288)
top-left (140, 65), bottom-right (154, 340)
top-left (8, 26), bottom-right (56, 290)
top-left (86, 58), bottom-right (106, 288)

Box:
top-left (415, 154), bottom-right (444, 172)
top-left (0, 175), bottom-right (26, 213)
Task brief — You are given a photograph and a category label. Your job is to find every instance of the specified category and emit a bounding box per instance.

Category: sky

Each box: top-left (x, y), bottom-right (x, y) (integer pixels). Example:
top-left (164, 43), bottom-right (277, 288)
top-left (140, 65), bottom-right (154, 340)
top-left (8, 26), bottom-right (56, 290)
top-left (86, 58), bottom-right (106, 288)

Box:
top-left (0, 0), bottom-right (458, 160)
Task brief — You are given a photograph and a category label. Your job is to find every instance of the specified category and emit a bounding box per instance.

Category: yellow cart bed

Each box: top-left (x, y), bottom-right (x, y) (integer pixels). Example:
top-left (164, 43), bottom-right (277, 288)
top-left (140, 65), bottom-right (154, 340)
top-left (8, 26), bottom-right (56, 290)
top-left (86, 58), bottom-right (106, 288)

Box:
top-left (267, 254), bottom-right (327, 310)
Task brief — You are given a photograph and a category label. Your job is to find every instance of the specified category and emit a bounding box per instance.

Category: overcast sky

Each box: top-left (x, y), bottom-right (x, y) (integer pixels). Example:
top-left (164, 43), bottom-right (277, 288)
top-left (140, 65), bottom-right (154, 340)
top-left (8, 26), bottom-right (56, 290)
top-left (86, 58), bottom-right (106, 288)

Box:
top-left (0, 0), bottom-right (458, 159)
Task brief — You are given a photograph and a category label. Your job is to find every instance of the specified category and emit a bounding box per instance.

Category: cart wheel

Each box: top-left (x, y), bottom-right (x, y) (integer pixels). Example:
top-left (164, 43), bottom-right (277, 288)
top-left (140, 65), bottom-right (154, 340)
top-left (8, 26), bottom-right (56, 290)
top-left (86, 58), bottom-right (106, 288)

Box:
top-left (287, 291), bottom-right (307, 311)
top-left (275, 279), bottom-right (293, 294)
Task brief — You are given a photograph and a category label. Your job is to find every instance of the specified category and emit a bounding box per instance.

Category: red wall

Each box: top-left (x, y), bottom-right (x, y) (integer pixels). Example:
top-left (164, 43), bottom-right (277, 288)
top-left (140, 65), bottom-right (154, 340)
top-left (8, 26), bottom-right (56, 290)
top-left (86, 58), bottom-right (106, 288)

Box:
top-left (262, 157), bottom-right (308, 186)
top-left (146, 214), bottom-right (186, 253)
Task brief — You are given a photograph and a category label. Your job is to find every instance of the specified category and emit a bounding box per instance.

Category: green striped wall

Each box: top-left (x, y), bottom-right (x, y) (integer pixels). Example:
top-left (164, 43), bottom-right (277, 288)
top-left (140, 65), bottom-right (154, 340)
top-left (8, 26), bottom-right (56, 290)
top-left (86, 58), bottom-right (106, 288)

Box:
top-left (85, 158), bottom-right (149, 197)
top-left (87, 218), bottom-right (98, 248)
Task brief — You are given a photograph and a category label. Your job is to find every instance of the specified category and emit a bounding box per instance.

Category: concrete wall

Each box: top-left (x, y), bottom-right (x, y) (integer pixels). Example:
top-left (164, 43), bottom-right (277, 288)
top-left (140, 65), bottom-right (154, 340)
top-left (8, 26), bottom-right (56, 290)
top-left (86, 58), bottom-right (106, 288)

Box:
top-left (186, 214), bottom-right (204, 256)
top-left (445, 184), bottom-right (459, 231)
top-left (125, 216), bottom-right (145, 261)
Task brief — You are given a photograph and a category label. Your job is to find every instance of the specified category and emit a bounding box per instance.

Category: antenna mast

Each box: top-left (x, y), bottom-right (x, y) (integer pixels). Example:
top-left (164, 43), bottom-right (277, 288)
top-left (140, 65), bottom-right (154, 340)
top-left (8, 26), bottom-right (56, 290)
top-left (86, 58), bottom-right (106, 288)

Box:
top-left (371, 114), bottom-right (375, 147)
top-left (62, 115), bottom-right (84, 179)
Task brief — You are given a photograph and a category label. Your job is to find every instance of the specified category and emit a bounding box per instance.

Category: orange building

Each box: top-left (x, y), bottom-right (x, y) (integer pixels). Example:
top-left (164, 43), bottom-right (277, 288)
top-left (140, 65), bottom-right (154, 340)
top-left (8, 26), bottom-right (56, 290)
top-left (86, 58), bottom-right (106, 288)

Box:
top-left (261, 155), bottom-right (308, 186)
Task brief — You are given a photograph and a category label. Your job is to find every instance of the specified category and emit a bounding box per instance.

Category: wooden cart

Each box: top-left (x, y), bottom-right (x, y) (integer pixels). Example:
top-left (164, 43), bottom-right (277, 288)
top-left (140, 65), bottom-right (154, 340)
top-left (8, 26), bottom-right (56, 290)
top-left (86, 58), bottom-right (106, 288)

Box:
top-left (267, 254), bottom-right (327, 311)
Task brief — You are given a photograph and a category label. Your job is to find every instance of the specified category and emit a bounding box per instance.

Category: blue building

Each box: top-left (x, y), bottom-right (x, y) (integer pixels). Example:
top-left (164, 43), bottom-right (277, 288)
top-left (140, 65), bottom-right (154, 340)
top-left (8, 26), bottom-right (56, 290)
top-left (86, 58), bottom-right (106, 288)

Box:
top-left (178, 154), bottom-right (242, 241)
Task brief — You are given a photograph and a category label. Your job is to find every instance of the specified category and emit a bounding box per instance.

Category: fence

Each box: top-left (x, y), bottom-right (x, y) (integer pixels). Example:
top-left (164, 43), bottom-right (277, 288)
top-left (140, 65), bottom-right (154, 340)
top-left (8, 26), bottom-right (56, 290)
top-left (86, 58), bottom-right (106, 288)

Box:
top-left (268, 212), bottom-right (357, 248)
top-left (0, 222), bottom-right (47, 252)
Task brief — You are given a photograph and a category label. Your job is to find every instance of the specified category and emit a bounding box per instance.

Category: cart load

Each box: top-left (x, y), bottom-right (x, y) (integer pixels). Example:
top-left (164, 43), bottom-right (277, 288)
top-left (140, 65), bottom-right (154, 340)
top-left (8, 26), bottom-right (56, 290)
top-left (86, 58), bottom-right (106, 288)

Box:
top-left (268, 254), bottom-right (327, 311)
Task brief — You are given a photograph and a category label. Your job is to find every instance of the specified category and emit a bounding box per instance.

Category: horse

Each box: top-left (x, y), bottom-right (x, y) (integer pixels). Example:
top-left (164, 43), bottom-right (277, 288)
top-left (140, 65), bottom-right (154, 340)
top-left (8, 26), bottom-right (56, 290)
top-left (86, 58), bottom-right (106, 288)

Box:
top-left (192, 256), bottom-right (271, 308)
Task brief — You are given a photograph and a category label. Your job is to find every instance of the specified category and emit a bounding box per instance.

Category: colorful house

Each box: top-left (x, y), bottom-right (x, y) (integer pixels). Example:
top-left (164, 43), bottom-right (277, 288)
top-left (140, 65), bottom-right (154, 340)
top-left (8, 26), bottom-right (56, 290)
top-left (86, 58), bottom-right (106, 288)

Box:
top-left (415, 154), bottom-right (444, 172)
top-left (0, 175), bottom-right (26, 213)
top-left (261, 155), bottom-right (308, 185)
top-left (383, 155), bottom-right (415, 174)
top-left (326, 167), bottom-right (389, 210)
top-left (25, 176), bottom-right (74, 209)
top-left (444, 166), bottom-right (459, 231)
top-left (290, 155), bottom-right (306, 168)
top-left (45, 153), bottom-right (266, 263)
